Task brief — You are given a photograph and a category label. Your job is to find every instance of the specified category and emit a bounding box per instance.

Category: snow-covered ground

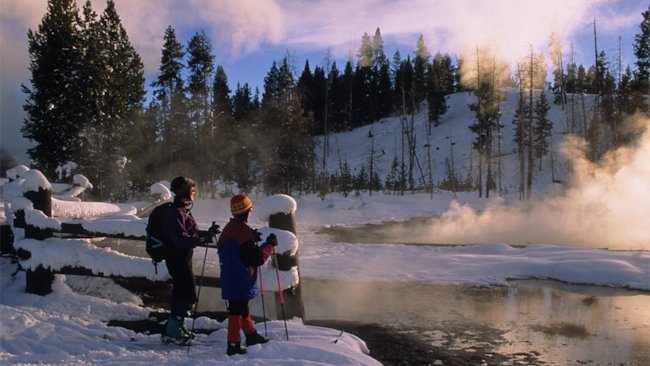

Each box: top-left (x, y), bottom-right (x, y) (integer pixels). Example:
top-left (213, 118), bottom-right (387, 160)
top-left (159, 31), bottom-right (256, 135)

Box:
top-left (1, 189), bottom-right (649, 365)
top-left (0, 259), bottom-right (379, 365)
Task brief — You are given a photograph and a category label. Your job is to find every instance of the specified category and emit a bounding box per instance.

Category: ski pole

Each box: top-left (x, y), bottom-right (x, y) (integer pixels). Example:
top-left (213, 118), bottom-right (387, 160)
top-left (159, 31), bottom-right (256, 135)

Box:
top-left (272, 246), bottom-right (289, 341)
top-left (187, 230), bottom-right (213, 353)
top-left (258, 268), bottom-right (268, 337)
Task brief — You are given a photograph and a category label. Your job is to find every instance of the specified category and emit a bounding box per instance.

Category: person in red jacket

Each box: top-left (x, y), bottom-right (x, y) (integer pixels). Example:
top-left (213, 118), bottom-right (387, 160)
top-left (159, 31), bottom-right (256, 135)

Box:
top-left (217, 193), bottom-right (277, 356)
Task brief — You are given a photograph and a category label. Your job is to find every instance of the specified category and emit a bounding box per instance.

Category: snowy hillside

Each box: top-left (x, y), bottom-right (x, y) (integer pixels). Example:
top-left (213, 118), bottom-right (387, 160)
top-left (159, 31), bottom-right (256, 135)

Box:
top-left (322, 89), bottom-right (571, 194)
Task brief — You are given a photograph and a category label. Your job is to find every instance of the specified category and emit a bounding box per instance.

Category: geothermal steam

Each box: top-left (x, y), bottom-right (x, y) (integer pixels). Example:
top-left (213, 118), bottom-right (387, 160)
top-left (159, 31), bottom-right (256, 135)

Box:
top-left (421, 115), bottom-right (650, 250)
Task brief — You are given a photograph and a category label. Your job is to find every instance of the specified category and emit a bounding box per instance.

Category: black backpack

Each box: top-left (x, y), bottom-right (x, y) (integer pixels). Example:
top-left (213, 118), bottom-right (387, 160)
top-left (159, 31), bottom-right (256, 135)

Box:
top-left (145, 202), bottom-right (174, 273)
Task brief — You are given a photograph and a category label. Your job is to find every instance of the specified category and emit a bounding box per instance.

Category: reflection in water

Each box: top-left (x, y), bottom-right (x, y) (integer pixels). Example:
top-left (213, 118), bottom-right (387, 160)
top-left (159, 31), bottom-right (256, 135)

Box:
top-left (302, 278), bottom-right (650, 365)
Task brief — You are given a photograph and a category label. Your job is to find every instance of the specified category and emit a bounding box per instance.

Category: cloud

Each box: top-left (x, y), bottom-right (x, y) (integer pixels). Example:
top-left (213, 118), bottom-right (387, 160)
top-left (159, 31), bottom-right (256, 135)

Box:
top-left (109, 0), bottom-right (286, 74)
top-left (279, 0), bottom-right (618, 63)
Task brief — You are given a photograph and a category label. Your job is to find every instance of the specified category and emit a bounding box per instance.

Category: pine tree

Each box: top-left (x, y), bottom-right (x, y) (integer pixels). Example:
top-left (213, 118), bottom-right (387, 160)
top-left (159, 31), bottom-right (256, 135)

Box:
top-left (152, 26), bottom-right (184, 115)
top-left (512, 68), bottom-right (529, 200)
top-left (596, 51), bottom-right (618, 148)
top-left (80, 0), bottom-right (145, 199)
top-left (375, 63), bottom-right (393, 119)
top-left (618, 66), bottom-right (636, 116)
top-left (365, 129), bottom-right (384, 196)
top-left (312, 65), bottom-right (328, 134)
top-left (222, 82), bottom-right (258, 193)
top-left (232, 83), bottom-right (254, 121)
top-left (297, 61), bottom-right (326, 136)
top-left (468, 48), bottom-right (505, 198)
top-left (512, 47), bottom-right (546, 198)
top-left (441, 53), bottom-right (457, 94)
top-left (632, 5), bottom-right (650, 114)
top-left (384, 155), bottom-right (400, 193)
top-left (339, 61), bottom-right (355, 131)
top-left (353, 165), bottom-right (368, 193)
top-left (372, 28), bottom-right (388, 68)
top-left (213, 65), bottom-right (232, 117)
top-left (373, 29), bottom-right (393, 119)
top-left (22, 0), bottom-right (84, 178)
top-left (396, 56), bottom-right (414, 114)
top-left (298, 60), bottom-right (314, 123)
top-left (565, 60), bottom-right (578, 94)
top-left (259, 57), bottom-right (315, 194)
top-left (151, 25), bottom-right (188, 177)
top-left (187, 30), bottom-right (215, 129)
top-left (328, 62), bottom-right (347, 133)
top-left (128, 105), bottom-right (160, 192)
top-left (413, 34), bottom-right (431, 109)
top-left (78, 0), bottom-right (101, 127)
top-left (262, 61), bottom-right (281, 104)
top-left (533, 91), bottom-right (553, 170)
top-left (427, 52), bottom-right (450, 129)
top-left (211, 64), bottom-right (234, 187)
top-left (357, 32), bottom-right (373, 68)
top-left (355, 32), bottom-right (375, 124)
top-left (187, 30), bottom-right (215, 195)
top-left (337, 157), bottom-right (352, 197)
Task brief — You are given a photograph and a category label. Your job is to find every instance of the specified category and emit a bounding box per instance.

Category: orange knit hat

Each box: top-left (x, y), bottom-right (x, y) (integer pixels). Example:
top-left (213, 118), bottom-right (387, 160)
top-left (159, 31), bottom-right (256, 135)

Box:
top-left (231, 194), bottom-right (253, 215)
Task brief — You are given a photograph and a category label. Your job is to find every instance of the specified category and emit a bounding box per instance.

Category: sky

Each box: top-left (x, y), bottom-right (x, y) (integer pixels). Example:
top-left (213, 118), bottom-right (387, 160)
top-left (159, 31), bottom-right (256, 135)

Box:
top-left (0, 0), bottom-right (647, 164)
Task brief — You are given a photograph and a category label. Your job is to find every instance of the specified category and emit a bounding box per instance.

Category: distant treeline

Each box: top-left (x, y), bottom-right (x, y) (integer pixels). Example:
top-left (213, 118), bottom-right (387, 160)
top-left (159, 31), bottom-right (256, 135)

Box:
top-left (20, 0), bottom-right (649, 200)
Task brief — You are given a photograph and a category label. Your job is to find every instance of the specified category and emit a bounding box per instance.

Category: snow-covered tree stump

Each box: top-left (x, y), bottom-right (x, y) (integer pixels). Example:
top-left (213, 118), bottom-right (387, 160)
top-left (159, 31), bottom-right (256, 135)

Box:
top-left (257, 195), bottom-right (305, 320)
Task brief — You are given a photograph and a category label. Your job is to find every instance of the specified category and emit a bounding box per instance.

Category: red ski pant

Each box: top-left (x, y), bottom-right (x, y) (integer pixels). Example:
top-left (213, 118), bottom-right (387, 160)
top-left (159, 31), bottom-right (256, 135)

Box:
top-left (227, 300), bottom-right (256, 343)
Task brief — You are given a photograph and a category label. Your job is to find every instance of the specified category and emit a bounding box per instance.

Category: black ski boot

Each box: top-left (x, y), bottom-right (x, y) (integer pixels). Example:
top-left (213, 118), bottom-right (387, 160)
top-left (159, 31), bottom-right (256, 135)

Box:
top-left (245, 331), bottom-right (269, 346)
top-left (227, 342), bottom-right (247, 356)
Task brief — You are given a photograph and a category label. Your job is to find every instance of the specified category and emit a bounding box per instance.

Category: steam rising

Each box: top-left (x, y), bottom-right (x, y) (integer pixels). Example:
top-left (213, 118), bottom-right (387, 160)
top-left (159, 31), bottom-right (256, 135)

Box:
top-left (420, 115), bottom-right (650, 250)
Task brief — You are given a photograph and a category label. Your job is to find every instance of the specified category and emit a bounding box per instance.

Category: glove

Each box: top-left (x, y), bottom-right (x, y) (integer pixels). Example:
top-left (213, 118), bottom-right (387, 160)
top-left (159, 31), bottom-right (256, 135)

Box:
top-left (266, 233), bottom-right (278, 247)
top-left (198, 230), bottom-right (215, 244)
top-left (253, 229), bottom-right (263, 243)
top-left (208, 221), bottom-right (221, 235)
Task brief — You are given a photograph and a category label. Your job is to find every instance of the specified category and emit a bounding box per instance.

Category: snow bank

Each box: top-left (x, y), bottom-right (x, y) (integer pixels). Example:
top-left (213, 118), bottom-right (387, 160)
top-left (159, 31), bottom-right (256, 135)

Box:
top-left (255, 194), bottom-right (297, 223)
top-left (150, 182), bottom-right (172, 201)
top-left (0, 257), bottom-right (380, 366)
top-left (25, 208), bottom-right (61, 230)
top-left (14, 237), bottom-right (170, 281)
top-left (53, 198), bottom-right (135, 219)
top-left (21, 169), bottom-right (51, 192)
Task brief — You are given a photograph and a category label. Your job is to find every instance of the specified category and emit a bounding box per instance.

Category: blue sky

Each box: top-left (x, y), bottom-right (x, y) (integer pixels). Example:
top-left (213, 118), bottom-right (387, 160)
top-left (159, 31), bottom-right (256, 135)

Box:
top-left (1, 0), bottom-right (647, 163)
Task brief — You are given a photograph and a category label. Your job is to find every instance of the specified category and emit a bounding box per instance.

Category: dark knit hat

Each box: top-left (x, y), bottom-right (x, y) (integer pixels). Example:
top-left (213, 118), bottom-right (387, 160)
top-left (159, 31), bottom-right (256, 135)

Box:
top-left (170, 176), bottom-right (195, 198)
top-left (231, 194), bottom-right (252, 215)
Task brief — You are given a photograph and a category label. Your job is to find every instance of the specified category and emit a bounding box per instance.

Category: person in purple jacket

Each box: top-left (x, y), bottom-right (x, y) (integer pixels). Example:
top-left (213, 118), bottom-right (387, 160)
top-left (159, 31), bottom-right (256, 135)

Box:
top-left (217, 193), bottom-right (277, 356)
top-left (162, 176), bottom-right (215, 344)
